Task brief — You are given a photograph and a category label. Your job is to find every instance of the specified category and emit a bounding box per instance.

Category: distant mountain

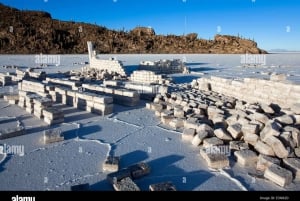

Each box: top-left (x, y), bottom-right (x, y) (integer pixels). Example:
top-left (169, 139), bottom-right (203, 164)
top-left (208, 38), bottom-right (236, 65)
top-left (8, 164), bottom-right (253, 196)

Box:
top-left (269, 49), bottom-right (300, 53)
top-left (0, 3), bottom-right (267, 54)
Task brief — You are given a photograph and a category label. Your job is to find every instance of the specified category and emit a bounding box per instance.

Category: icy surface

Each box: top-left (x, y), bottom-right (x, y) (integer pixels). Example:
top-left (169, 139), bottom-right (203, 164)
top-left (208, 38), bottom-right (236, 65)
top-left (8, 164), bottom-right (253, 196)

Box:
top-left (0, 54), bottom-right (299, 191)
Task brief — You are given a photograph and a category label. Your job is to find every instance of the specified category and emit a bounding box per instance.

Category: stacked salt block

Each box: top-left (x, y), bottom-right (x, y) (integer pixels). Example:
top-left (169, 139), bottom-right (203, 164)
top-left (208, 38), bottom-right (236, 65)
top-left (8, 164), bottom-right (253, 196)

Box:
top-left (19, 80), bottom-right (46, 94)
top-left (51, 86), bottom-right (114, 116)
top-left (43, 107), bottom-right (64, 125)
top-left (130, 70), bottom-right (164, 84)
top-left (79, 67), bottom-right (125, 81)
top-left (146, 79), bottom-right (300, 187)
top-left (0, 117), bottom-right (26, 140)
top-left (33, 96), bottom-right (53, 119)
top-left (18, 91), bottom-right (27, 108)
top-left (124, 82), bottom-right (166, 95)
top-left (16, 69), bottom-right (29, 81)
top-left (46, 78), bottom-right (81, 91)
top-left (139, 59), bottom-right (187, 74)
top-left (194, 75), bottom-right (300, 109)
top-left (0, 126), bottom-right (26, 140)
top-left (53, 86), bottom-right (67, 103)
top-left (43, 129), bottom-right (64, 144)
top-left (82, 84), bottom-right (140, 107)
top-left (4, 95), bottom-right (19, 105)
top-left (90, 57), bottom-right (127, 76)
top-left (103, 80), bottom-right (122, 87)
top-left (28, 71), bottom-right (46, 81)
top-left (25, 93), bottom-right (40, 114)
top-left (91, 94), bottom-right (113, 115)
top-left (0, 73), bottom-right (12, 86)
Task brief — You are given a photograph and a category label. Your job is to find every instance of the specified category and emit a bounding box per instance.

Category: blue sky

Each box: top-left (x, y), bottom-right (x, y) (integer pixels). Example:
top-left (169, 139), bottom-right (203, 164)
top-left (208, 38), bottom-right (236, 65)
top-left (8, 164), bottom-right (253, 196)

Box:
top-left (1, 0), bottom-right (300, 51)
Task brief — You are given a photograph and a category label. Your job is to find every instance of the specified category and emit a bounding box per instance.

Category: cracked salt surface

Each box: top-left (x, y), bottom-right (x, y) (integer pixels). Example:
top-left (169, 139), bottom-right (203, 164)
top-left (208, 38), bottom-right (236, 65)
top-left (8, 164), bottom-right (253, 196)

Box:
top-left (0, 54), bottom-right (300, 191)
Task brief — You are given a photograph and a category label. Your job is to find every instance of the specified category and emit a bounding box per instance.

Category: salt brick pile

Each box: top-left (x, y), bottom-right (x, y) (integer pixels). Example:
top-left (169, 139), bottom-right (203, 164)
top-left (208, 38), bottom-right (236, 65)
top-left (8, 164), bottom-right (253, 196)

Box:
top-left (77, 67), bottom-right (126, 81)
top-left (130, 70), bottom-right (168, 84)
top-left (82, 84), bottom-right (139, 107)
top-left (89, 58), bottom-right (127, 76)
top-left (16, 69), bottom-right (29, 81)
top-left (18, 89), bottom-right (62, 126)
top-left (0, 72), bottom-right (12, 86)
top-left (14, 79), bottom-right (115, 125)
top-left (139, 59), bottom-right (189, 74)
top-left (46, 78), bottom-right (81, 91)
top-left (49, 86), bottom-right (113, 116)
top-left (193, 76), bottom-right (300, 111)
top-left (147, 76), bottom-right (300, 188)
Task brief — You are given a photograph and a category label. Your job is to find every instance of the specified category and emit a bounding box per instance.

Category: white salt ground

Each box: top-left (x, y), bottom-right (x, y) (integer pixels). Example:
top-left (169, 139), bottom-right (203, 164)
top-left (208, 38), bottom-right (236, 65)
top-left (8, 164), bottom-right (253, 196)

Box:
top-left (0, 54), bottom-right (299, 191)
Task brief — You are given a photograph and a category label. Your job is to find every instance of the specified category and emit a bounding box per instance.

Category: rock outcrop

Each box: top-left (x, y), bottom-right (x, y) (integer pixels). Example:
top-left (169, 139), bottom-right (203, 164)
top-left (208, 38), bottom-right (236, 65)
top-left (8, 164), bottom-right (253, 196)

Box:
top-left (0, 3), bottom-right (267, 54)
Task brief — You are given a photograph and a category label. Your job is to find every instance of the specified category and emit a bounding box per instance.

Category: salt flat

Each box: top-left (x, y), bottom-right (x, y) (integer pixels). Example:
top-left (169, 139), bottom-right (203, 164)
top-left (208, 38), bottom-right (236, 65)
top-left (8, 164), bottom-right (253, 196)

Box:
top-left (0, 54), bottom-right (299, 191)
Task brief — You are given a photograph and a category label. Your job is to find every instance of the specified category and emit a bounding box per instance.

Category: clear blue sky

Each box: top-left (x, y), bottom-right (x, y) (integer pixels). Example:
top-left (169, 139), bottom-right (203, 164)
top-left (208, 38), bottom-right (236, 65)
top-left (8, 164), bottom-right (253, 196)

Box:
top-left (1, 0), bottom-right (300, 51)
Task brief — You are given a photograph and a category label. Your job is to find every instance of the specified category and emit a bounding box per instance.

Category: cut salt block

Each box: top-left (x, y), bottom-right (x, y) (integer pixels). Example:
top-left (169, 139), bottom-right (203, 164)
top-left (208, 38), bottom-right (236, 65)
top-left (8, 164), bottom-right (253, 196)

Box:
top-left (260, 103), bottom-right (275, 114)
top-left (260, 121), bottom-right (281, 142)
top-left (182, 128), bottom-right (195, 142)
top-left (234, 149), bottom-right (258, 167)
top-left (43, 107), bottom-right (64, 120)
top-left (283, 158), bottom-right (300, 180)
top-left (103, 156), bottom-right (120, 172)
top-left (169, 118), bottom-right (184, 129)
top-left (44, 117), bottom-right (64, 126)
top-left (203, 137), bottom-right (224, 148)
top-left (276, 115), bottom-right (294, 125)
top-left (200, 148), bottom-right (229, 169)
top-left (249, 112), bottom-right (269, 124)
top-left (214, 128), bottom-right (233, 141)
top-left (229, 141), bottom-right (249, 151)
top-left (254, 140), bottom-right (275, 156)
top-left (264, 164), bottom-right (293, 187)
top-left (243, 133), bottom-right (259, 146)
top-left (128, 162), bottom-right (151, 180)
top-left (149, 182), bottom-right (177, 191)
top-left (256, 154), bottom-right (280, 172)
top-left (191, 131), bottom-right (209, 146)
top-left (279, 132), bottom-right (296, 148)
top-left (265, 136), bottom-right (289, 159)
top-left (227, 123), bottom-right (242, 139)
top-left (107, 169), bottom-right (131, 185)
top-left (196, 124), bottom-right (214, 135)
top-left (43, 129), bottom-right (64, 144)
top-left (113, 177), bottom-right (140, 191)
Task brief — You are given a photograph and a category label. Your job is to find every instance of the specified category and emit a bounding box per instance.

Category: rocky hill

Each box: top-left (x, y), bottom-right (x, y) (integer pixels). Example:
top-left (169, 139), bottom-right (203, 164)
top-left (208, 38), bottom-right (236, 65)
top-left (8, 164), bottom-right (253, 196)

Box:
top-left (0, 3), bottom-right (267, 54)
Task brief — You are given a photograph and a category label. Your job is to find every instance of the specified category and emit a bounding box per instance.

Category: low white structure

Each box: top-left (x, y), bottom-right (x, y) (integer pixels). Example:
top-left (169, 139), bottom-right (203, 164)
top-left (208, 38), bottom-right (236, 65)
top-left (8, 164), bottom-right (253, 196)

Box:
top-left (139, 59), bottom-right (189, 74)
top-left (87, 41), bottom-right (126, 76)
